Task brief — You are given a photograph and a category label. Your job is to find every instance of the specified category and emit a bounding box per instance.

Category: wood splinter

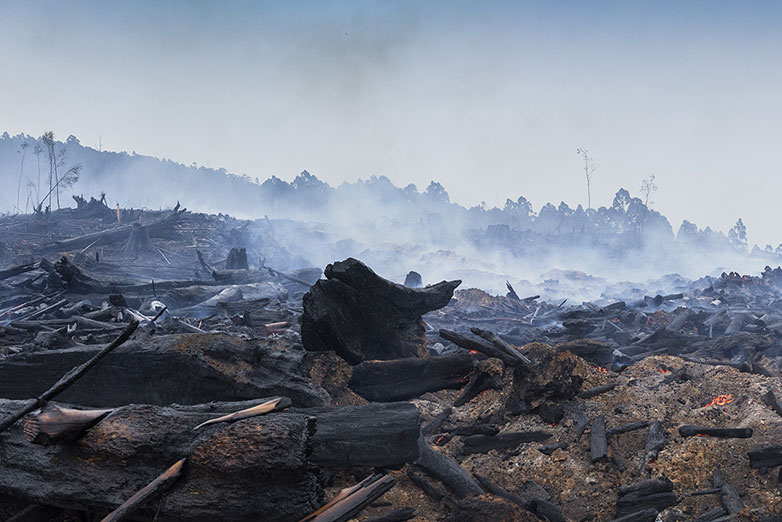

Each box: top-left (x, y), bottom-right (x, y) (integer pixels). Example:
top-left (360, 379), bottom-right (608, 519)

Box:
top-left (23, 403), bottom-right (113, 445)
top-left (101, 458), bottom-right (186, 522)
top-left (193, 396), bottom-right (290, 430)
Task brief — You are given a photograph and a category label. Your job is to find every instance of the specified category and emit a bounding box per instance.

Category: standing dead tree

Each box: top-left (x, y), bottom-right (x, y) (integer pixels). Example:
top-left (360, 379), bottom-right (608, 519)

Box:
top-left (576, 148), bottom-right (596, 210)
top-left (15, 141), bottom-right (28, 213)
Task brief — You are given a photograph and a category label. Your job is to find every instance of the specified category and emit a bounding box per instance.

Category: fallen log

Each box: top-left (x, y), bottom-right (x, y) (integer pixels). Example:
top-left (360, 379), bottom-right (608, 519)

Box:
top-left (460, 431), bottom-right (551, 455)
top-left (678, 426), bottom-right (753, 438)
top-left (747, 445), bottom-right (782, 468)
top-left (590, 415), bottom-right (608, 463)
top-left (579, 383), bottom-right (617, 399)
top-left (0, 333), bottom-right (329, 408)
top-left (348, 353), bottom-right (473, 402)
top-left (407, 470), bottom-right (445, 501)
top-left (0, 400), bottom-right (322, 521)
top-left (415, 437), bottom-right (483, 498)
top-left (453, 359), bottom-right (502, 407)
top-left (291, 402), bottom-right (421, 468)
top-left (469, 327), bottom-right (532, 365)
top-left (713, 469), bottom-right (742, 515)
top-left (764, 389), bottom-right (782, 418)
top-left (439, 329), bottom-right (520, 366)
top-left (643, 421), bottom-right (666, 461)
top-left (37, 207), bottom-right (184, 254)
top-left (0, 261), bottom-right (39, 281)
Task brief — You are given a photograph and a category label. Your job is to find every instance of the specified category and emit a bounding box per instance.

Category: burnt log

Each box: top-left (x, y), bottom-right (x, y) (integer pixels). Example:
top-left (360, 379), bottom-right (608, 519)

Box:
top-left (439, 329), bottom-right (520, 366)
top-left (301, 258), bottom-right (460, 364)
top-left (453, 359), bottom-right (502, 407)
top-left (615, 478), bottom-right (676, 517)
top-left (0, 400), bottom-right (322, 521)
top-left (0, 261), bottom-right (39, 281)
top-left (300, 473), bottom-right (395, 522)
top-left (415, 437), bottom-right (483, 498)
top-left (590, 415), bottom-right (608, 463)
top-left (37, 207), bottom-right (184, 254)
top-left (579, 383), bottom-right (617, 399)
top-left (292, 403), bottom-right (421, 468)
top-left (747, 445), bottom-right (782, 468)
top-left (460, 431), bottom-right (551, 455)
top-left (643, 421), bottom-right (666, 461)
top-left (348, 353), bottom-right (473, 402)
top-left (0, 333), bottom-right (330, 408)
top-left (422, 407), bottom-right (452, 437)
top-left (678, 426), bottom-right (753, 438)
top-left (407, 470), bottom-right (445, 501)
top-left (713, 469), bottom-right (743, 515)
top-left (764, 389), bottom-right (782, 418)
top-left (610, 508), bottom-right (659, 522)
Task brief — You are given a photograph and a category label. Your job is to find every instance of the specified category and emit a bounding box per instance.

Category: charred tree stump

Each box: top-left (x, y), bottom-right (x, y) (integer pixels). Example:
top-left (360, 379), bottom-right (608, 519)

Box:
top-left (121, 222), bottom-right (154, 257)
top-left (348, 353), bottom-right (473, 402)
top-left (225, 247), bottom-right (249, 270)
top-left (301, 258), bottom-right (460, 364)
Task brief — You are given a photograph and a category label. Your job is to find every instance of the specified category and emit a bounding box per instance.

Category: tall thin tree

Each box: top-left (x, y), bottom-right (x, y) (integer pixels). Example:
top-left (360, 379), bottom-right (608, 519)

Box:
top-left (16, 141), bottom-right (28, 213)
top-left (576, 148), bottom-right (596, 210)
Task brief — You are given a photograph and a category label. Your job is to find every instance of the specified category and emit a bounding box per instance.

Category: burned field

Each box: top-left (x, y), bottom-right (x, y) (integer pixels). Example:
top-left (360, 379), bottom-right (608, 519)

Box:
top-left (1, 201), bottom-right (782, 521)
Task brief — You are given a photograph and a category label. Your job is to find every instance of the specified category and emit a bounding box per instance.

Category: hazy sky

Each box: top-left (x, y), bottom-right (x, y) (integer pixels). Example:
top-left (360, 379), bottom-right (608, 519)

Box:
top-left (1, 1), bottom-right (781, 246)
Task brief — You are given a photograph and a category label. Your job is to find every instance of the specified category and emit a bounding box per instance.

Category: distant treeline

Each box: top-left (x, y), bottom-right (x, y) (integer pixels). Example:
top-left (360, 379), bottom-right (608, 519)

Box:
top-left (0, 132), bottom-right (767, 259)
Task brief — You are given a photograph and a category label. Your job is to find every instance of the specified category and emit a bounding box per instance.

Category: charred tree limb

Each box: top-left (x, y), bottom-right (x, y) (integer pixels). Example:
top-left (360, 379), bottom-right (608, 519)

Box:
top-left (100, 458), bottom-right (186, 522)
top-left (678, 426), bottom-right (753, 438)
top-left (439, 329), bottom-right (520, 366)
top-left (590, 415), bottom-right (608, 463)
top-left (415, 437), bottom-right (483, 498)
top-left (460, 431), bottom-right (551, 455)
top-left (469, 327), bottom-right (532, 365)
top-left (0, 320), bottom-right (138, 434)
top-left (300, 474), bottom-right (395, 522)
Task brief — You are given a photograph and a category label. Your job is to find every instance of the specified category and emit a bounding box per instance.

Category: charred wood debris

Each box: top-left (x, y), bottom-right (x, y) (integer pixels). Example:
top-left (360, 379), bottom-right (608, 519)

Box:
top-left (0, 201), bottom-right (781, 521)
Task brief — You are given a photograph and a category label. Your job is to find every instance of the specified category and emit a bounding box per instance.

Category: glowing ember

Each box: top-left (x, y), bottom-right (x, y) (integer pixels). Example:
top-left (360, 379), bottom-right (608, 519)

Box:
top-left (703, 394), bottom-right (735, 407)
top-left (469, 350), bottom-right (478, 355)
top-left (657, 368), bottom-right (671, 374)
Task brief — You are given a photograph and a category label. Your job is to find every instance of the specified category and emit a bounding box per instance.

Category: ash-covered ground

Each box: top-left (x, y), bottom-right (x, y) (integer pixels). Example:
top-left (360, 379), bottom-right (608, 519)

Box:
top-left (1, 202), bottom-right (781, 521)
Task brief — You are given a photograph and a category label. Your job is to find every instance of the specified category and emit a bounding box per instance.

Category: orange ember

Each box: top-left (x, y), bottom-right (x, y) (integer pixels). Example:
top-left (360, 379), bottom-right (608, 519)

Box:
top-left (657, 368), bottom-right (671, 374)
top-left (703, 394), bottom-right (734, 407)
top-left (469, 350), bottom-right (478, 355)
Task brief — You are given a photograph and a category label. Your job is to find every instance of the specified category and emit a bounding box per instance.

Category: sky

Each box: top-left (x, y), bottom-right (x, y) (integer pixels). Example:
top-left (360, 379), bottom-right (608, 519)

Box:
top-left (1, 1), bottom-right (781, 246)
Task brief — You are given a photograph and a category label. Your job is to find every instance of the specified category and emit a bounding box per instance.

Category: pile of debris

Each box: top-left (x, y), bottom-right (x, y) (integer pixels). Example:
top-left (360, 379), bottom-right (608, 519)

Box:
top-left (0, 203), bottom-right (781, 521)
